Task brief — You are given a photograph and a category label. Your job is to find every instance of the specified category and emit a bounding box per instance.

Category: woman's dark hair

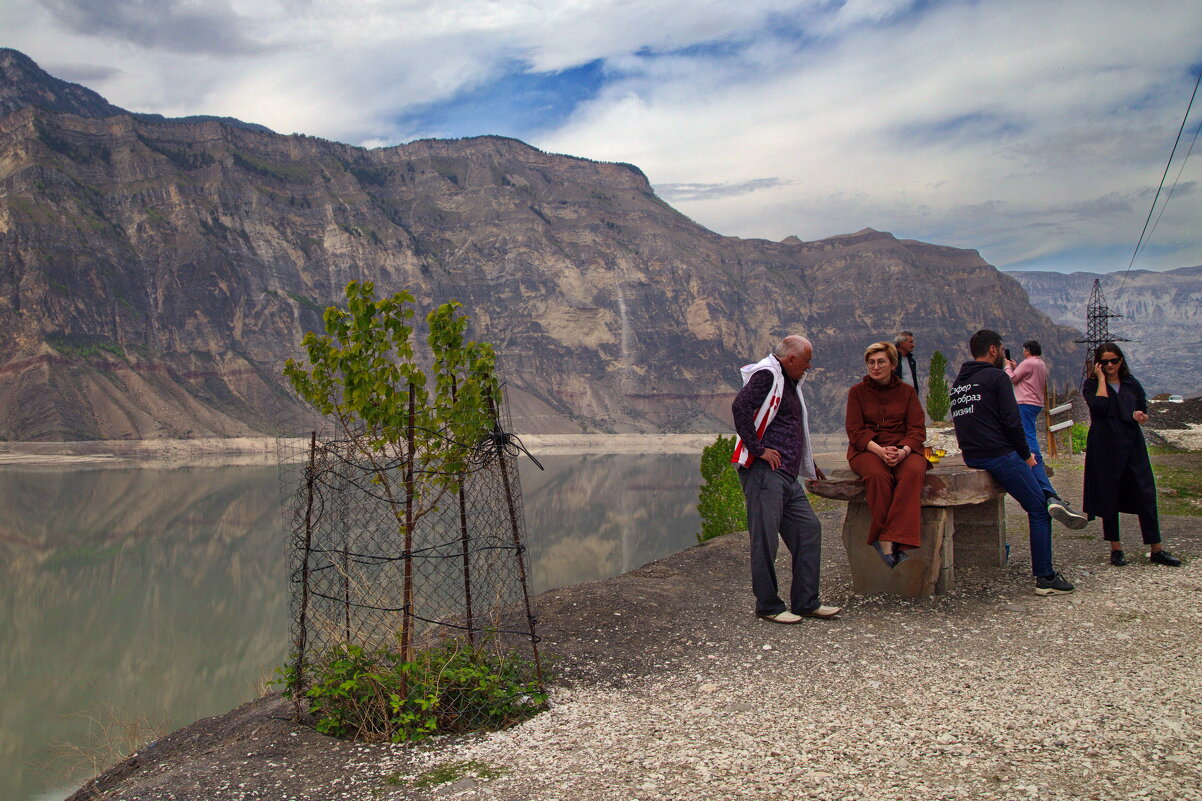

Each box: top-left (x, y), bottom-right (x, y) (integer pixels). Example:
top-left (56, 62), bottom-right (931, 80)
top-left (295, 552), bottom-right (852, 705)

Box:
top-left (1023, 340), bottom-right (1041, 356)
top-left (1093, 342), bottom-right (1131, 379)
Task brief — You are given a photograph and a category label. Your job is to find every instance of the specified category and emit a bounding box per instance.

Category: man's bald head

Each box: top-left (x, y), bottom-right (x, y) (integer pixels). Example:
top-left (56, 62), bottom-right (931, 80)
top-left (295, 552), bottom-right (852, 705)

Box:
top-left (773, 335), bottom-right (813, 380)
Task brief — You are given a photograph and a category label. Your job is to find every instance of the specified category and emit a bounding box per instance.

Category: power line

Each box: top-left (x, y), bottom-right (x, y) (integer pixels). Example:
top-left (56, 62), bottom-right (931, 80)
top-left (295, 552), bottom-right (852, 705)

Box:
top-left (1142, 110), bottom-right (1202, 254)
top-left (1117, 66), bottom-right (1202, 295)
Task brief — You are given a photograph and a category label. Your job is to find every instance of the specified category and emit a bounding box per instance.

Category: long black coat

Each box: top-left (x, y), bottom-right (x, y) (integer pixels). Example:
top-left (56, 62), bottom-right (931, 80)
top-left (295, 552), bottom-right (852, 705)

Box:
top-left (1082, 375), bottom-right (1156, 519)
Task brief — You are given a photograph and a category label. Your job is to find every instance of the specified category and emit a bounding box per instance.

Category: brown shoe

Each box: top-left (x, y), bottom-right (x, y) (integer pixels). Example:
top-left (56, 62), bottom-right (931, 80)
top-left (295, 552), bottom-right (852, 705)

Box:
top-left (800, 605), bottom-right (841, 618)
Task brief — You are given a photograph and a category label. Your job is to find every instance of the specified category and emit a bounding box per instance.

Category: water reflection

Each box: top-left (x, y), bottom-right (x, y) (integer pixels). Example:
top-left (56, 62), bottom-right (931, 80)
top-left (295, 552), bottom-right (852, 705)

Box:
top-left (520, 454), bottom-right (702, 593)
top-left (0, 453), bottom-right (701, 801)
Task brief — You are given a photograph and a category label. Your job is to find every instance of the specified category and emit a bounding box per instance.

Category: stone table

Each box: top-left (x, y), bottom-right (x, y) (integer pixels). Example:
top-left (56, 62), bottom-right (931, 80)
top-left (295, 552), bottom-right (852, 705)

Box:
top-left (808, 461), bottom-right (1008, 597)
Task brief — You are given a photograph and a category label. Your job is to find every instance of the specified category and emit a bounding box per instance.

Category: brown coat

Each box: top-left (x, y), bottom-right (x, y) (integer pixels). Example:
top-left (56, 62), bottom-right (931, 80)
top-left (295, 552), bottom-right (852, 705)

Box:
top-left (846, 374), bottom-right (926, 461)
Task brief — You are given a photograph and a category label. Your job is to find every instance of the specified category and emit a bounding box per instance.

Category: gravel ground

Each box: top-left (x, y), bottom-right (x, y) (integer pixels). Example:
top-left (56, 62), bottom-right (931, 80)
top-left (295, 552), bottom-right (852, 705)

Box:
top-left (69, 456), bottom-right (1202, 801)
top-left (402, 460), bottom-right (1202, 801)
top-left (432, 563), bottom-right (1202, 801)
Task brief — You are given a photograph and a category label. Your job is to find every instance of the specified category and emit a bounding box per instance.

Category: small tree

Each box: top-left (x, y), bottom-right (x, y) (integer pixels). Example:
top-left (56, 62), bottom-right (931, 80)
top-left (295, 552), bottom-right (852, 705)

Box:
top-left (283, 280), bottom-right (499, 661)
top-left (280, 281), bottom-right (547, 743)
top-left (927, 350), bottom-right (950, 421)
top-left (697, 434), bottom-right (747, 543)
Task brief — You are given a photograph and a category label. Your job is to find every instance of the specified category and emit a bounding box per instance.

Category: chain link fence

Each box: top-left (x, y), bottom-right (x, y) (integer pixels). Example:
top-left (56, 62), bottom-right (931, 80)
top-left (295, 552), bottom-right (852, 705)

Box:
top-left (277, 385), bottom-right (543, 732)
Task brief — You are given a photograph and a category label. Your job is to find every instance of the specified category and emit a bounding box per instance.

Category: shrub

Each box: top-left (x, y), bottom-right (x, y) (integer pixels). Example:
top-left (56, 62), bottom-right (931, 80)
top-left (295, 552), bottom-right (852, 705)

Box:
top-left (286, 641), bottom-right (547, 743)
top-left (1071, 422), bottom-right (1088, 453)
top-left (927, 350), bottom-right (950, 421)
top-left (697, 434), bottom-right (747, 543)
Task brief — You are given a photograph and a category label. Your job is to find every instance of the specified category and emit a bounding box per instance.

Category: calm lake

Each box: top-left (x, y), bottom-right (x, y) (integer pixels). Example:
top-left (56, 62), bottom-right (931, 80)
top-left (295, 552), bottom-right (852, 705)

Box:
top-left (1, 452), bottom-right (703, 801)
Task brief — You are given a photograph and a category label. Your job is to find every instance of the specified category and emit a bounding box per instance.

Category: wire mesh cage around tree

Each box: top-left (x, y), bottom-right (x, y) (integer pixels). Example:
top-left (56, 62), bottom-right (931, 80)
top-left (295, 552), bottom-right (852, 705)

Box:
top-left (276, 383), bottom-right (543, 735)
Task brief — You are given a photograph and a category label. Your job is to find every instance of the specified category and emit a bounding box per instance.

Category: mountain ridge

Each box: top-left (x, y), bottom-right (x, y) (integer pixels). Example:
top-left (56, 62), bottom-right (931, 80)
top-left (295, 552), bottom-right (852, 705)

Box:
top-left (1, 49), bottom-right (1085, 440)
top-left (1006, 266), bottom-right (1202, 397)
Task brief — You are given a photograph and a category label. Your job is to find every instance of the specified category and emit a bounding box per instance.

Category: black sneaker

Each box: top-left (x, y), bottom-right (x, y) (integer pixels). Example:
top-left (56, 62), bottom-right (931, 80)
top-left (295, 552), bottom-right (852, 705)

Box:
top-left (1047, 497), bottom-right (1089, 530)
top-left (1149, 550), bottom-right (1182, 567)
top-left (1035, 572), bottom-right (1075, 595)
top-left (1110, 550), bottom-right (1127, 566)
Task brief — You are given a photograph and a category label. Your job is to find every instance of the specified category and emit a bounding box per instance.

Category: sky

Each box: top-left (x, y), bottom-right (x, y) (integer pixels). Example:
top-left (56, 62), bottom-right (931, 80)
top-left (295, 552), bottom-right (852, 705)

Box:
top-left (4, 0), bottom-right (1202, 273)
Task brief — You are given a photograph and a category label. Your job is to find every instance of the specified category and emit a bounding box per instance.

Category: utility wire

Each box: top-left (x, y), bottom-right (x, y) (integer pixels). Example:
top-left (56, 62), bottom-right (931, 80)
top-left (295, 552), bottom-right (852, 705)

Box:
top-left (1142, 113), bottom-right (1202, 257)
top-left (1117, 66), bottom-right (1202, 295)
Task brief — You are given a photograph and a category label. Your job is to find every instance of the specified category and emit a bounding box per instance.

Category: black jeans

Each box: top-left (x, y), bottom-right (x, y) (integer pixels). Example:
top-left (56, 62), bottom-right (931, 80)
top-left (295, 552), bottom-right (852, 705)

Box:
top-left (1102, 511), bottom-right (1161, 545)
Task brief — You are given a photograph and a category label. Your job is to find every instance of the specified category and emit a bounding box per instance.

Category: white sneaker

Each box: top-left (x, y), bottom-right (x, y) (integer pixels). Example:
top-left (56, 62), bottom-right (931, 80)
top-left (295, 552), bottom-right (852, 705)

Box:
top-left (800, 605), bottom-right (841, 618)
top-left (758, 610), bottom-right (803, 624)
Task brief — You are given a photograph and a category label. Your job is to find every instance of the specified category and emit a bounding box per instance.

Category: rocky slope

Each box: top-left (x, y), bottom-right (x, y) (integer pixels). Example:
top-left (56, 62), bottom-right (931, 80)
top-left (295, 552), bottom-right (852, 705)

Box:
top-left (0, 49), bottom-right (1082, 440)
top-left (1007, 266), bottom-right (1202, 397)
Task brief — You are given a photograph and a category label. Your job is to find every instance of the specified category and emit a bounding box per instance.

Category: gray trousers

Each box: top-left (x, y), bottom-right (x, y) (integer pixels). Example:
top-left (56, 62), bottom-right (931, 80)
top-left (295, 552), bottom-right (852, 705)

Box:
top-left (738, 461), bottom-right (822, 615)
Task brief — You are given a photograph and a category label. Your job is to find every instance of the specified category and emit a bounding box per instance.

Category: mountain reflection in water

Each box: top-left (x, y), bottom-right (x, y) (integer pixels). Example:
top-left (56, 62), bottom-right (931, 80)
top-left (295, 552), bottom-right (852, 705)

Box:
top-left (0, 452), bottom-right (701, 801)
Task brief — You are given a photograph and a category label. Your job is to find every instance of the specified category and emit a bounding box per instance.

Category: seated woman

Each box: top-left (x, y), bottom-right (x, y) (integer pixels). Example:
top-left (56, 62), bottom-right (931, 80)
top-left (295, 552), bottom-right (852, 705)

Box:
top-left (846, 341), bottom-right (928, 567)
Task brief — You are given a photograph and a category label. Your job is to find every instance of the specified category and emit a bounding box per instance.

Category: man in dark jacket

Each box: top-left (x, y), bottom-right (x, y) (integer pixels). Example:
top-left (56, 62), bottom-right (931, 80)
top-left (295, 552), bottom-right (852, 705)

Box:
top-left (950, 330), bottom-right (1086, 596)
top-left (894, 330), bottom-right (918, 389)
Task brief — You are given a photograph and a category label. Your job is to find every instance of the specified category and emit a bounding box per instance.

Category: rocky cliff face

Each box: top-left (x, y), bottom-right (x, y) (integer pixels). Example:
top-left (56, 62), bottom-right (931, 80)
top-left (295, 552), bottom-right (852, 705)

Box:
top-left (0, 48), bottom-right (127, 120)
top-left (1007, 267), bottom-right (1202, 397)
top-left (0, 51), bottom-right (1083, 440)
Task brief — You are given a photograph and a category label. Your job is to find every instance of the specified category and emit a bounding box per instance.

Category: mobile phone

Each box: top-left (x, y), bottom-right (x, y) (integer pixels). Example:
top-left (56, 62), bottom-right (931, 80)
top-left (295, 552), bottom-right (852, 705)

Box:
top-left (1004, 348), bottom-right (1011, 360)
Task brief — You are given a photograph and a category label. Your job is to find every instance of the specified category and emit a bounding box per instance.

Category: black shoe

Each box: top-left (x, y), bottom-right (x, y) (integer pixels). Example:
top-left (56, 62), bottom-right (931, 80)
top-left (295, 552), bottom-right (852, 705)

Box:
top-left (1110, 550), bottom-right (1127, 566)
top-left (1150, 550), bottom-right (1182, 567)
top-left (892, 542), bottom-right (912, 567)
top-left (1035, 572), bottom-right (1075, 596)
top-left (1047, 497), bottom-right (1089, 530)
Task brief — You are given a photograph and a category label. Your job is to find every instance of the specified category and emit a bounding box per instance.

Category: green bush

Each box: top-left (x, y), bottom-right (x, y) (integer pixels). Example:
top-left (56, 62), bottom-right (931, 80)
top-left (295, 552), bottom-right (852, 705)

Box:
top-left (1071, 422), bottom-right (1088, 453)
top-left (697, 434), bottom-right (747, 543)
top-left (927, 350), bottom-right (950, 421)
top-left (285, 642), bottom-right (547, 743)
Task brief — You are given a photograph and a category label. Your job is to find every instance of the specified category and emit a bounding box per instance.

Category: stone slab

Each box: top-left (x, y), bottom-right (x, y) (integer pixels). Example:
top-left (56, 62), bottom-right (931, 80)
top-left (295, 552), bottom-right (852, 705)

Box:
top-left (841, 502), bottom-right (954, 598)
top-left (818, 462), bottom-right (1010, 597)
top-left (951, 497), bottom-right (1008, 570)
top-left (810, 463), bottom-right (1004, 506)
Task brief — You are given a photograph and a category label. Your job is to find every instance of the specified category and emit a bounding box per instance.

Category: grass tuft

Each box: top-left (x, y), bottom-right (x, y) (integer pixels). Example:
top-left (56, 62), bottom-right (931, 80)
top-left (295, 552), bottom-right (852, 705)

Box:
top-left (413, 760), bottom-right (505, 788)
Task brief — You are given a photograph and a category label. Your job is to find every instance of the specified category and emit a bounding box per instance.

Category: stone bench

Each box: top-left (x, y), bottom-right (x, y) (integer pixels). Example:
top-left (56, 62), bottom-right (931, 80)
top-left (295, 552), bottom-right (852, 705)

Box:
top-left (808, 462), bottom-right (1008, 597)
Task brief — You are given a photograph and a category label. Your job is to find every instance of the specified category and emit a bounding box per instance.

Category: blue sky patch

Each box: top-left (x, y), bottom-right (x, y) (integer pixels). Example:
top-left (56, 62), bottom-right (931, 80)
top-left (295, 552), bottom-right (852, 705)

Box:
top-left (400, 59), bottom-right (608, 141)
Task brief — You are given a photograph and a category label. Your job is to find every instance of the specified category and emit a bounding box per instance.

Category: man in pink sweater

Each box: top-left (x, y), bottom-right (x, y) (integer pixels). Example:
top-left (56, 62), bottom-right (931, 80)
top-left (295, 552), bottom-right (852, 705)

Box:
top-left (1005, 340), bottom-right (1086, 528)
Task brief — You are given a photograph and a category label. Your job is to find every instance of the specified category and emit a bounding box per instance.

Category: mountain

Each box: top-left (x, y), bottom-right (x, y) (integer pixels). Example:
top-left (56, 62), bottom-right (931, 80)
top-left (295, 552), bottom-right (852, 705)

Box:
top-left (0, 48), bottom-right (127, 120)
top-left (0, 49), bottom-right (1083, 440)
top-left (0, 48), bottom-right (273, 133)
top-left (1007, 267), bottom-right (1202, 397)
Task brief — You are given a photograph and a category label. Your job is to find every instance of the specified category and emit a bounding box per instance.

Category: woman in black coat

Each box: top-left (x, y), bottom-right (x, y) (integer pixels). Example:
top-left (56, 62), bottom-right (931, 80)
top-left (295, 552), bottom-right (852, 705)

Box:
top-left (1082, 343), bottom-right (1181, 567)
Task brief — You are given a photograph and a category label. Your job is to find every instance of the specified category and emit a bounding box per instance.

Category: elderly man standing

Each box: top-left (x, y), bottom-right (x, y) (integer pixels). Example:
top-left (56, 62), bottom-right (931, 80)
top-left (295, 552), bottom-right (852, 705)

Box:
top-left (731, 335), bottom-right (841, 623)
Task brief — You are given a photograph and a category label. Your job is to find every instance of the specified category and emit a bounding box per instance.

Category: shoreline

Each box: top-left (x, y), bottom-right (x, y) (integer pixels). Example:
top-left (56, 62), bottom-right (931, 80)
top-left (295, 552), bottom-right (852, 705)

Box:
top-left (0, 433), bottom-right (850, 468)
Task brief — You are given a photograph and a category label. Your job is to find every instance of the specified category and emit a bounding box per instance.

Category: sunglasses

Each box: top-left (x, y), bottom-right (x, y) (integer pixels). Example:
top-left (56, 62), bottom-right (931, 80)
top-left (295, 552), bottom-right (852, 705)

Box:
top-left (1097, 358), bottom-right (1121, 366)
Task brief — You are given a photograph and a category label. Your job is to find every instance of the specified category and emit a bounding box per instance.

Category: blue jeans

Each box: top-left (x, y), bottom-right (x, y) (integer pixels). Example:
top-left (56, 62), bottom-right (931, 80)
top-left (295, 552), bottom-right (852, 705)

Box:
top-left (1018, 403), bottom-right (1057, 499)
top-left (963, 451), bottom-right (1054, 577)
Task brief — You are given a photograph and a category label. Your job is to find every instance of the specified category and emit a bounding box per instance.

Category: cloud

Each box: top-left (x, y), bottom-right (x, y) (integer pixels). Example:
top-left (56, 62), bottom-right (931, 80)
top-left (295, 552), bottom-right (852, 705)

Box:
top-left (4, 0), bottom-right (1201, 273)
top-left (42, 61), bottom-right (125, 83)
top-left (816, 0), bottom-right (921, 33)
top-left (655, 178), bottom-right (787, 201)
top-left (41, 0), bottom-right (267, 55)
top-left (536, 0), bottom-right (1202, 271)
